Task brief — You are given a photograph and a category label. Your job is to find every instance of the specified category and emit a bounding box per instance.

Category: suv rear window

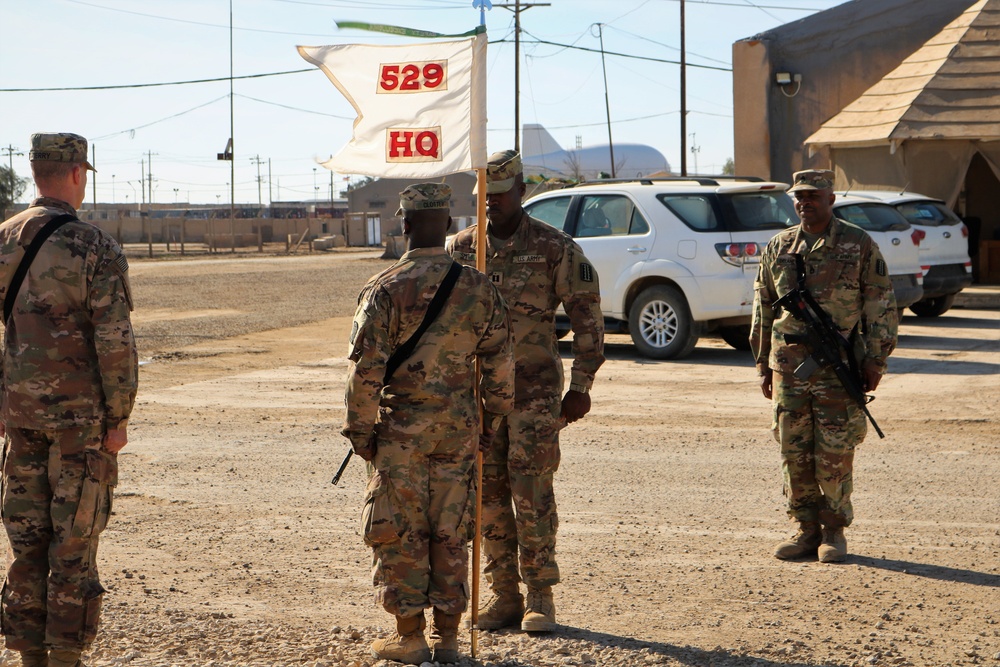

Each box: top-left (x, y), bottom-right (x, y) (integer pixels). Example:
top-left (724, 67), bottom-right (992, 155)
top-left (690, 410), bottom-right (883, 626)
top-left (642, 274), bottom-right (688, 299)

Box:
top-left (527, 196), bottom-right (571, 232)
top-left (658, 195), bottom-right (720, 231)
top-left (895, 201), bottom-right (962, 227)
top-left (834, 203), bottom-right (910, 232)
top-left (725, 192), bottom-right (798, 231)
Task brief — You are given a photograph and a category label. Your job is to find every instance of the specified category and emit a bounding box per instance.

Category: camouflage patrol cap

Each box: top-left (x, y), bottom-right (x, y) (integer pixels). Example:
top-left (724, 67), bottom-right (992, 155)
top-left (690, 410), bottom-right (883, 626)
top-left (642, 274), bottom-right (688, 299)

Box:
top-left (396, 182), bottom-right (452, 216)
top-left (787, 169), bottom-right (835, 193)
top-left (477, 149), bottom-right (522, 194)
top-left (29, 133), bottom-right (97, 172)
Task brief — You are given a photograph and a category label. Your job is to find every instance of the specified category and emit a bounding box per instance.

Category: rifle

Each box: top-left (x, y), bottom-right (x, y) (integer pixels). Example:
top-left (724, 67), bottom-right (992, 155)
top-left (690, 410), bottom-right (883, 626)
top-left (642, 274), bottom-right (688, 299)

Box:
top-left (772, 254), bottom-right (885, 439)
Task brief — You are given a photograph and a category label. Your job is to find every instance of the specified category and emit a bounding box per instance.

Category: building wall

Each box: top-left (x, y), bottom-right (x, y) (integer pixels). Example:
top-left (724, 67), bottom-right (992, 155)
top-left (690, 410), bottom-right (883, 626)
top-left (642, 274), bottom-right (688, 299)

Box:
top-left (732, 0), bottom-right (973, 182)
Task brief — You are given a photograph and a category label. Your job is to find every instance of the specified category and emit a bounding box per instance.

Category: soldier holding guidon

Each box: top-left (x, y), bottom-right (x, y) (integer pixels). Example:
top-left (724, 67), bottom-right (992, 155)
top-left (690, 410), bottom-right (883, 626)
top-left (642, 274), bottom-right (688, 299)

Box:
top-left (751, 169), bottom-right (898, 564)
top-left (342, 183), bottom-right (514, 664)
top-left (0, 133), bottom-right (138, 667)
top-left (448, 151), bottom-right (604, 633)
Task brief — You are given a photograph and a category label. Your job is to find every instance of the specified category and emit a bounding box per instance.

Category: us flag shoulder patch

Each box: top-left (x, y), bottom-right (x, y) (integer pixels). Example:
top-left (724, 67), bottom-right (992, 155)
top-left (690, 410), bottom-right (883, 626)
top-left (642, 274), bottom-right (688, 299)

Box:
top-left (580, 263), bottom-right (594, 283)
top-left (113, 254), bottom-right (129, 274)
top-left (875, 259), bottom-right (887, 277)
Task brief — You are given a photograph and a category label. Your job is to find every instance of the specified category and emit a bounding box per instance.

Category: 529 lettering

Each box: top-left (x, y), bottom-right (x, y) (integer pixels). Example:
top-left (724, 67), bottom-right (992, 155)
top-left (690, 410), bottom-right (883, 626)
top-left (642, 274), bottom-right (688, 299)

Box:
top-left (378, 61), bottom-right (448, 93)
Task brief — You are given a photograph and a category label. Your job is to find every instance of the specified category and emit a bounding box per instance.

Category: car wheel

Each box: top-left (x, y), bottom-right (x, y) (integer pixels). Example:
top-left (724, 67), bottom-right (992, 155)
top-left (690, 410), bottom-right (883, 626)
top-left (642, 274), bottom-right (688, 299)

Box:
top-left (627, 285), bottom-right (698, 359)
top-left (909, 293), bottom-right (956, 318)
top-left (718, 324), bottom-right (752, 351)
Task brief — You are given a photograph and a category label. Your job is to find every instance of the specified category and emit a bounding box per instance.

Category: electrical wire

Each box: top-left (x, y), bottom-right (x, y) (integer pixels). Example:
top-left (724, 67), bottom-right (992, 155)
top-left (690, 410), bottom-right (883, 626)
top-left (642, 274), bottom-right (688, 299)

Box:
top-left (91, 97), bottom-right (230, 141)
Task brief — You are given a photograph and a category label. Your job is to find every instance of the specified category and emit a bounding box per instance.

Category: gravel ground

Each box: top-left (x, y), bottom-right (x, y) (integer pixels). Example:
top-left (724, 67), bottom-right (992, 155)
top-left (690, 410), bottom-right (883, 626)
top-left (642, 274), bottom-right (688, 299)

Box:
top-left (1, 247), bottom-right (997, 667)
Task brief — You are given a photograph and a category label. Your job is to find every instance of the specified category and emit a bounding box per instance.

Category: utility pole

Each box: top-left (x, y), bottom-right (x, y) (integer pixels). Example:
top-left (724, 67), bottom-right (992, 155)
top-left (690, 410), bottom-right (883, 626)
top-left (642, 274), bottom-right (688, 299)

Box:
top-left (596, 23), bottom-right (616, 178)
top-left (680, 0), bottom-right (687, 176)
top-left (91, 144), bottom-right (97, 211)
top-left (267, 158), bottom-right (273, 216)
top-left (690, 133), bottom-right (700, 175)
top-left (496, 2), bottom-right (550, 152)
top-left (2, 145), bottom-right (24, 217)
top-left (251, 155), bottom-right (264, 211)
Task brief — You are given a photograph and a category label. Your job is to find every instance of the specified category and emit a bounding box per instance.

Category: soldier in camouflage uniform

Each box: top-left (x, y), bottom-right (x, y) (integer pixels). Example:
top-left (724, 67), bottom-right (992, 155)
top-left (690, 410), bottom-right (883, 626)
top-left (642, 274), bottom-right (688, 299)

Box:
top-left (342, 183), bottom-right (514, 665)
top-left (0, 133), bottom-right (138, 667)
top-left (751, 169), bottom-right (897, 564)
top-left (447, 151), bottom-right (604, 632)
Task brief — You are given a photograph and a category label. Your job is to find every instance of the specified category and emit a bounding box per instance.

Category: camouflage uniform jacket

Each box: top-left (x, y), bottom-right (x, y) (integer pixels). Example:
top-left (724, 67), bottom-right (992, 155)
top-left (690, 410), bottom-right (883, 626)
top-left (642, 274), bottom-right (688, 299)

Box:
top-left (342, 248), bottom-right (514, 449)
top-left (0, 198), bottom-right (138, 430)
top-left (751, 216), bottom-right (898, 377)
top-left (447, 211), bottom-right (604, 403)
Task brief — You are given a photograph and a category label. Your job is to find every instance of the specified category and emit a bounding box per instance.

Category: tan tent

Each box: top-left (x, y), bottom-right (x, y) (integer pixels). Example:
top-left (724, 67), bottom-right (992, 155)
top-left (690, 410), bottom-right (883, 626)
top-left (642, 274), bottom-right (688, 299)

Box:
top-left (804, 0), bottom-right (1000, 281)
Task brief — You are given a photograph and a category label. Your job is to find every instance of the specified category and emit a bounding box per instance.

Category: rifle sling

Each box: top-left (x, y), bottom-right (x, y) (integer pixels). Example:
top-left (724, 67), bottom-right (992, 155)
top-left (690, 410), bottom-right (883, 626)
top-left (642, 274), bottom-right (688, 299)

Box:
top-left (384, 260), bottom-right (462, 383)
top-left (4, 214), bottom-right (78, 323)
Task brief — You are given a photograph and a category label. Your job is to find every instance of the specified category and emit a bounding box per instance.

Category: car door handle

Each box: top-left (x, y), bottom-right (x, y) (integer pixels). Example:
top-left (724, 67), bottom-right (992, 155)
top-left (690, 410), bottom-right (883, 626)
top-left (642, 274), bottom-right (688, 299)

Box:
top-left (943, 231), bottom-right (952, 239)
top-left (627, 246), bottom-right (647, 254)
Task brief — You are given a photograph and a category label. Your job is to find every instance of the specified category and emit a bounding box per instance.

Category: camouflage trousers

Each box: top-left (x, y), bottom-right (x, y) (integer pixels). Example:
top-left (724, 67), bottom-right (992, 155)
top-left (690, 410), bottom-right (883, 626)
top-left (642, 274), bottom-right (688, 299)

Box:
top-left (772, 369), bottom-right (867, 528)
top-left (481, 404), bottom-right (561, 592)
top-left (364, 432), bottom-right (477, 618)
top-left (1, 424), bottom-right (116, 652)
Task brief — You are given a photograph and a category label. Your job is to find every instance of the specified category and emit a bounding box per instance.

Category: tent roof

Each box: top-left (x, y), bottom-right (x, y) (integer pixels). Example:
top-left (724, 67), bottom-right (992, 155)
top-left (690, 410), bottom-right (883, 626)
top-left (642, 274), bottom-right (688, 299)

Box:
top-left (806, 0), bottom-right (1000, 149)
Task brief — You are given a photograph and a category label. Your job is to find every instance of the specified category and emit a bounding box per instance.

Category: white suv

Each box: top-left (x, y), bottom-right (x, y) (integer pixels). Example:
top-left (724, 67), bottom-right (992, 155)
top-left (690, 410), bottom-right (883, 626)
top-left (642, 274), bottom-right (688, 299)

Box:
top-left (523, 177), bottom-right (797, 359)
top-left (834, 191), bottom-right (973, 317)
top-left (830, 195), bottom-right (925, 310)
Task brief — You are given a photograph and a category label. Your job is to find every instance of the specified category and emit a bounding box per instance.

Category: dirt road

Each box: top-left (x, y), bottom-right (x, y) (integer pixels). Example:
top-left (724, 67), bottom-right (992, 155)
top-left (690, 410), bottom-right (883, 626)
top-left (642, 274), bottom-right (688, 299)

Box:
top-left (2, 250), bottom-right (997, 667)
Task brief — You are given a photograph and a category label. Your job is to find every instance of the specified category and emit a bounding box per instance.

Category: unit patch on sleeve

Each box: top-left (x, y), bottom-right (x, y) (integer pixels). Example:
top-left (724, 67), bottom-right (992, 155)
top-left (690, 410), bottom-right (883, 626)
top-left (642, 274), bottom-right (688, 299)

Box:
top-left (875, 259), bottom-right (887, 277)
top-left (580, 262), bottom-right (594, 283)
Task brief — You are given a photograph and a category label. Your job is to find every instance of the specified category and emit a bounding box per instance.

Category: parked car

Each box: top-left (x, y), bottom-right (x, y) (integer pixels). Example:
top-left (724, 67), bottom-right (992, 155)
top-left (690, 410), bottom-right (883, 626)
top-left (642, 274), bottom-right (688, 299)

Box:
top-left (522, 177), bottom-right (797, 359)
top-left (834, 191), bottom-right (972, 316)
top-left (829, 195), bottom-right (924, 309)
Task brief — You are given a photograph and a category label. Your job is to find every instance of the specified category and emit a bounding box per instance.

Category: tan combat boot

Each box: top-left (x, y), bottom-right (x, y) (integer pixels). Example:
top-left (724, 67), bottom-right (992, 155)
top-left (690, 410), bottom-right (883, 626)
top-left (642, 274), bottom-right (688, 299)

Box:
top-left (467, 586), bottom-right (524, 630)
top-left (370, 613), bottom-right (431, 665)
top-left (429, 608), bottom-right (462, 663)
top-left (47, 650), bottom-right (83, 667)
top-left (818, 526), bottom-right (848, 563)
top-left (774, 520), bottom-right (822, 560)
top-left (521, 586), bottom-right (556, 632)
top-left (18, 649), bottom-right (48, 667)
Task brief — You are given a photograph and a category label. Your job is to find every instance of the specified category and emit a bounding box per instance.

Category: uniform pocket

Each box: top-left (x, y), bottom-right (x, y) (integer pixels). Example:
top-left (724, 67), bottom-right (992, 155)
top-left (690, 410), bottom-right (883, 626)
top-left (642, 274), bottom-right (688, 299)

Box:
top-left (361, 470), bottom-right (401, 547)
top-left (459, 472), bottom-right (478, 541)
top-left (71, 449), bottom-right (118, 539)
top-left (80, 579), bottom-right (107, 644)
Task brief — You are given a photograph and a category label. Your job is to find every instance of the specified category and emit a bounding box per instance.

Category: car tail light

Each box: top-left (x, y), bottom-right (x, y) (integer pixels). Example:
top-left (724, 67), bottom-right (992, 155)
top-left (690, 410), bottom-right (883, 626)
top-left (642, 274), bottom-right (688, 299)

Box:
top-left (965, 261), bottom-right (973, 273)
top-left (715, 242), bottom-right (763, 266)
top-left (911, 229), bottom-right (926, 245)
top-left (961, 224), bottom-right (969, 238)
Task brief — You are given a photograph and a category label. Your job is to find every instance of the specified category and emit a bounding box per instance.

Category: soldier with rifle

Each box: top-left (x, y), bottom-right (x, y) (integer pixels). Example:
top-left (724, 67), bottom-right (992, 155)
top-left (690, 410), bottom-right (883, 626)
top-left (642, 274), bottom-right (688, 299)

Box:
top-left (341, 183), bottom-right (514, 664)
top-left (751, 169), bottom-right (898, 563)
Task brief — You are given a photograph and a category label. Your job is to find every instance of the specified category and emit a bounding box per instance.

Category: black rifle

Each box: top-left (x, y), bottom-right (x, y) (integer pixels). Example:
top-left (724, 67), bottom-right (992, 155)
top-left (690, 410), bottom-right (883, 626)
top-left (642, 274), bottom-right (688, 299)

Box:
top-left (332, 261), bottom-right (463, 486)
top-left (772, 254), bottom-right (884, 439)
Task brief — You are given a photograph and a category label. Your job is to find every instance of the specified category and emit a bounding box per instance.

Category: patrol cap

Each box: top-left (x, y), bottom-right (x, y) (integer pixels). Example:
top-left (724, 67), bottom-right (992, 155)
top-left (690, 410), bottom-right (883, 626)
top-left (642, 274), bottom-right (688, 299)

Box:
top-left (29, 133), bottom-right (97, 172)
top-left (787, 169), bottom-right (835, 193)
top-left (475, 149), bottom-right (522, 195)
top-left (396, 182), bottom-right (452, 216)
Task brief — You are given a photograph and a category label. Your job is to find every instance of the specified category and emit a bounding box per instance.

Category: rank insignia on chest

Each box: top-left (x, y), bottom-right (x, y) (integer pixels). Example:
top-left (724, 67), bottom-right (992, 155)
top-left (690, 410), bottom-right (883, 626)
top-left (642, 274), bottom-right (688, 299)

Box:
top-left (456, 252), bottom-right (476, 262)
top-left (490, 272), bottom-right (503, 285)
top-left (876, 259), bottom-right (887, 276)
top-left (579, 263), bottom-right (594, 282)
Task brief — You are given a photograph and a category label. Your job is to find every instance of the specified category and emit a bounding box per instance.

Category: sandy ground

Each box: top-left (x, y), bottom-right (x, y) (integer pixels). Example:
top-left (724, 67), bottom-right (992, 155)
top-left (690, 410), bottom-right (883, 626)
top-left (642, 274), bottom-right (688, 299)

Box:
top-left (1, 249), bottom-right (998, 667)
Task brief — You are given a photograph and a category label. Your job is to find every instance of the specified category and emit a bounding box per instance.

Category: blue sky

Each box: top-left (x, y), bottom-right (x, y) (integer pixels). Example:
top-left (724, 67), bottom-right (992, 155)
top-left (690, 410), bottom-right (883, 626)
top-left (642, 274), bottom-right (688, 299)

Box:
top-left (1, 0), bottom-right (843, 205)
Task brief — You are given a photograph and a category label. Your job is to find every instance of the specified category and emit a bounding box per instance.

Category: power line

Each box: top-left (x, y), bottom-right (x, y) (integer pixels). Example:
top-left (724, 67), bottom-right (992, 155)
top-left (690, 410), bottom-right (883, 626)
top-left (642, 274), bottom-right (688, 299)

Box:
top-left (0, 69), bottom-right (314, 93)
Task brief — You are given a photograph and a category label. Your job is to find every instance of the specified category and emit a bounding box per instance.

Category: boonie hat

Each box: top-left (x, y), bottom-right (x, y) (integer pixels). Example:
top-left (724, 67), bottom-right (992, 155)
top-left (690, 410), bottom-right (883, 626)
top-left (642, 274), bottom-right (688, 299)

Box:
top-left (396, 182), bottom-right (452, 216)
top-left (474, 150), bottom-right (522, 195)
top-left (29, 132), bottom-right (97, 172)
top-left (787, 169), bottom-right (835, 193)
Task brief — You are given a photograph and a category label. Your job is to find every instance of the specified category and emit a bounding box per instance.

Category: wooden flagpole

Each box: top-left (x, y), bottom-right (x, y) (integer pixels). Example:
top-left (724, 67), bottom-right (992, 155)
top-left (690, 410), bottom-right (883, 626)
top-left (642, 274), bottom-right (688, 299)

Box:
top-left (470, 166), bottom-right (487, 658)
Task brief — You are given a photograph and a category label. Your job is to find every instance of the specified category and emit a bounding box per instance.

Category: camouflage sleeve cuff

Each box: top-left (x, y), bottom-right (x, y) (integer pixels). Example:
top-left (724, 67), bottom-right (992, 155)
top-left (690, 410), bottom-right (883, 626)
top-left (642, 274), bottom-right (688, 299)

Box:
top-left (105, 417), bottom-right (128, 431)
top-left (863, 357), bottom-right (887, 375)
top-left (756, 363), bottom-right (771, 377)
top-left (569, 371), bottom-right (593, 393)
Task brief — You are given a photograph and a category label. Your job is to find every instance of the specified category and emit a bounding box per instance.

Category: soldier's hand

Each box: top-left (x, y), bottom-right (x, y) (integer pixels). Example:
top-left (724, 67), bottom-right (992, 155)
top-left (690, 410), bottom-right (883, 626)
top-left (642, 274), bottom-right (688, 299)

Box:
top-left (104, 427), bottom-right (129, 454)
top-left (353, 434), bottom-right (377, 462)
top-left (561, 390), bottom-right (591, 424)
top-left (864, 368), bottom-right (882, 392)
top-left (0, 422), bottom-right (5, 438)
top-left (760, 369), bottom-right (773, 399)
top-left (478, 428), bottom-right (496, 453)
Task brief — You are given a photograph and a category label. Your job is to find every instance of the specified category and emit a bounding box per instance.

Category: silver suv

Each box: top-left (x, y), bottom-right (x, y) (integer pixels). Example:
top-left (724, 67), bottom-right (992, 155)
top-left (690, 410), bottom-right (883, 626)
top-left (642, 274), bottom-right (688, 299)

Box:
top-left (835, 191), bottom-right (973, 317)
top-left (523, 177), bottom-right (797, 359)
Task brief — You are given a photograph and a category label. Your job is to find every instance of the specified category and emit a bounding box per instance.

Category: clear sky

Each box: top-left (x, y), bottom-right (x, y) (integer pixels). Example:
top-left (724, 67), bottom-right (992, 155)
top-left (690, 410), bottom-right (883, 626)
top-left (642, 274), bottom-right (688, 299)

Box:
top-left (1, 0), bottom-right (843, 206)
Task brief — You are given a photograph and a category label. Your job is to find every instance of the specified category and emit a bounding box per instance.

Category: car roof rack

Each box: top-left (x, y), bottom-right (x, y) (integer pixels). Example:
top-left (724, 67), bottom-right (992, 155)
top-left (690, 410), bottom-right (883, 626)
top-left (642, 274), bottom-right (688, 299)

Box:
top-left (571, 176), bottom-right (765, 187)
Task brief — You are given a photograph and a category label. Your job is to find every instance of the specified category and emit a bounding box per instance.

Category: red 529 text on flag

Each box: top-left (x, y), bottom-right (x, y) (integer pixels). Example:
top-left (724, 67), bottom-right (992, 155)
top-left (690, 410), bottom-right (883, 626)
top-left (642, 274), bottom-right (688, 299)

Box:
top-left (377, 61), bottom-right (448, 93)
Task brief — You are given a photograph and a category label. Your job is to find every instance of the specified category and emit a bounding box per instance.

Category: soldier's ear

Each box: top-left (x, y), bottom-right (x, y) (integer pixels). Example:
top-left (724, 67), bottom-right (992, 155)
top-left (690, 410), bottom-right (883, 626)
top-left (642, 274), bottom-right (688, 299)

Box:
top-left (402, 217), bottom-right (412, 236)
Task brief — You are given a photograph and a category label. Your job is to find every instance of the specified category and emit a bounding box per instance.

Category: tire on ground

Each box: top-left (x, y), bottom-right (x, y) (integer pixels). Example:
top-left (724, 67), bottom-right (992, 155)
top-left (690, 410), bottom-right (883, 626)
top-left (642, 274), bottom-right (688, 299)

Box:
top-left (627, 285), bottom-right (698, 360)
top-left (909, 293), bottom-right (956, 318)
top-left (718, 324), bottom-right (752, 351)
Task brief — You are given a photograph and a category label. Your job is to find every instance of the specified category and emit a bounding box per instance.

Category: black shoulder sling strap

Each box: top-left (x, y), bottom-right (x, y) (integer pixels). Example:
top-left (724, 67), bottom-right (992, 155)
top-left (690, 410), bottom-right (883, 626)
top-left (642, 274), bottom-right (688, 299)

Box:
top-left (3, 214), bottom-right (77, 322)
top-left (384, 260), bottom-right (463, 382)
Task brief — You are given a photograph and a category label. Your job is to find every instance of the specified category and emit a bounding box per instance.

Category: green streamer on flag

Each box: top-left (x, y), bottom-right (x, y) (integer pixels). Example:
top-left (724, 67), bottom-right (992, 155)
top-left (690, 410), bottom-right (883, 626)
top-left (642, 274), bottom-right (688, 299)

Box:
top-left (335, 22), bottom-right (484, 39)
